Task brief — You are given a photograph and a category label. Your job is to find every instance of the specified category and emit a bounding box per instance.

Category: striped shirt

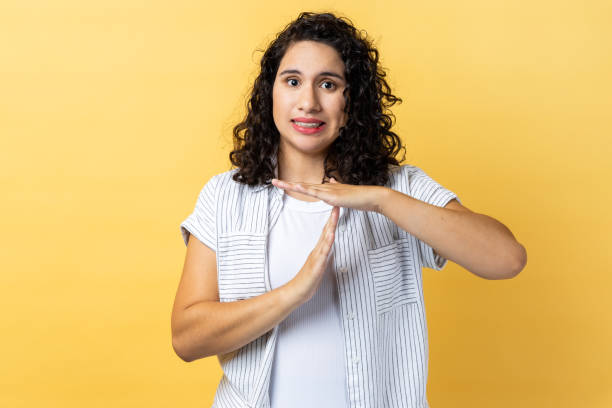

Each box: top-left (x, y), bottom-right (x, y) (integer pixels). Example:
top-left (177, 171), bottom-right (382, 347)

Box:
top-left (180, 163), bottom-right (460, 408)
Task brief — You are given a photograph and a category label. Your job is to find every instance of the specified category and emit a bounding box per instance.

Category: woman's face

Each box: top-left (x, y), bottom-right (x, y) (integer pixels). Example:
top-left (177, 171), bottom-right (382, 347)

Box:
top-left (272, 40), bottom-right (348, 158)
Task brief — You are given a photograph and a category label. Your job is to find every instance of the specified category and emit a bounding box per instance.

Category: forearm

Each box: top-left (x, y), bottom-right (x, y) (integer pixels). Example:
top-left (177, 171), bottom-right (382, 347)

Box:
top-left (379, 189), bottom-right (526, 280)
top-left (173, 283), bottom-right (302, 362)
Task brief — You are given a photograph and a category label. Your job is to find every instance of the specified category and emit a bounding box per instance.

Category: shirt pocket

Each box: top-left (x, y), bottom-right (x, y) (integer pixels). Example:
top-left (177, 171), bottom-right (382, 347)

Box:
top-left (367, 238), bottom-right (419, 315)
top-left (217, 231), bottom-right (267, 302)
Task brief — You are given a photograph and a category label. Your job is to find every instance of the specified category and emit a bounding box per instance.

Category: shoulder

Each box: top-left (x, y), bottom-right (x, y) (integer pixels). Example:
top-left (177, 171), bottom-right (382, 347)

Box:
top-left (386, 163), bottom-right (455, 201)
top-left (194, 168), bottom-right (238, 199)
top-left (210, 168), bottom-right (237, 185)
top-left (202, 168), bottom-right (243, 187)
top-left (209, 168), bottom-right (266, 196)
top-left (386, 163), bottom-right (427, 187)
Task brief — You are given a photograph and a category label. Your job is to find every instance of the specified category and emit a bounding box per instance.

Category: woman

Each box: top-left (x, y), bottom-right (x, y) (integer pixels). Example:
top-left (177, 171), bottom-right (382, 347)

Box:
top-left (172, 12), bottom-right (526, 408)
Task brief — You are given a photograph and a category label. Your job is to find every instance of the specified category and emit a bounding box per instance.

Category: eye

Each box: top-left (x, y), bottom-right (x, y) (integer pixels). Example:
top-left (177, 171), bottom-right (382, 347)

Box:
top-left (321, 81), bottom-right (336, 90)
top-left (286, 78), bottom-right (299, 87)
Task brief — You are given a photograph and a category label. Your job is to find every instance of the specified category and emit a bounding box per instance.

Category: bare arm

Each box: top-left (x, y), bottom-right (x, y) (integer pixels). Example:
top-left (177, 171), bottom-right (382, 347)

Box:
top-left (269, 175), bottom-right (526, 280)
top-left (173, 283), bottom-right (300, 362)
top-left (171, 207), bottom-right (339, 362)
top-left (171, 236), bottom-right (300, 361)
top-left (379, 190), bottom-right (527, 280)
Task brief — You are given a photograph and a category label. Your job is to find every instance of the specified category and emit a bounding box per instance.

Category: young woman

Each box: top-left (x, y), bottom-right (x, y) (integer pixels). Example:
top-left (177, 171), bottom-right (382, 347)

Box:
top-left (172, 12), bottom-right (526, 408)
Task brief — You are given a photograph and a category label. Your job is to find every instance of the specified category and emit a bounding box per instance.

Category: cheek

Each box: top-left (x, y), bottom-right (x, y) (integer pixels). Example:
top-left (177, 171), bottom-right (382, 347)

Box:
top-left (271, 86), bottom-right (278, 109)
top-left (332, 97), bottom-right (347, 122)
top-left (272, 88), bottom-right (290, 113)
top-left (271, 88), bottom-right (283, 121)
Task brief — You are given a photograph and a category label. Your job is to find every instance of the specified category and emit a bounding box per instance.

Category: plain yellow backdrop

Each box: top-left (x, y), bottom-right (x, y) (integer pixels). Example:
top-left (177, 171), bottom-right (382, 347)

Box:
top-left (1, 0), bottom-right (610, 407)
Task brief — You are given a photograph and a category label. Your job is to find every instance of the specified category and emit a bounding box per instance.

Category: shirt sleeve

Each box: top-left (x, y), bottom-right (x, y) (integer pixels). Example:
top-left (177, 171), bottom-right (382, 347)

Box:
top-left (402, 165), bottom-right (461, 271)
top-left (180, 174), bottom-right (218, 252)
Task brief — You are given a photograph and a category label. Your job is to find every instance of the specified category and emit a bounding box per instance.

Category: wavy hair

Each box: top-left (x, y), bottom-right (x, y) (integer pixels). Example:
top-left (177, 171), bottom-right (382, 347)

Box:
top-left (229, 11), bottom-right (406, 187)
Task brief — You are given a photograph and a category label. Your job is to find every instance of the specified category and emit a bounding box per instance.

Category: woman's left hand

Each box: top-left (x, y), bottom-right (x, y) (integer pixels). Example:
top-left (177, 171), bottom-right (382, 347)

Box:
top-left (271, 177), bottom-right (390, 213)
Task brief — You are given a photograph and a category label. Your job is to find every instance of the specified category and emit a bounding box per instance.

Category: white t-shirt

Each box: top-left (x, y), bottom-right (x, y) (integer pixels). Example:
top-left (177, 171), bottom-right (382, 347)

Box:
top-left (268, 192), bottom-right (348, 407)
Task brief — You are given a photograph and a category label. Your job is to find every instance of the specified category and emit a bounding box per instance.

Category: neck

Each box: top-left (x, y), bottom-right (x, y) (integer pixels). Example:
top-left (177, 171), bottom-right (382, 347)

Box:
top-left (277, 148), bottom-right (327, 184)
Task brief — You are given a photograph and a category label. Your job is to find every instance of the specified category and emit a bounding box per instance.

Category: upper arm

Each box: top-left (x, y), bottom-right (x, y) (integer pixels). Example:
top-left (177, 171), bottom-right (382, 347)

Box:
top-left (400, 165), bottom-right (463, 270)
top-left (171, 234), bottom-right (219, 333)
top-left (431, 198), bottom-right (472, 260)
top-left (175, 175), bottom-right (219, 310)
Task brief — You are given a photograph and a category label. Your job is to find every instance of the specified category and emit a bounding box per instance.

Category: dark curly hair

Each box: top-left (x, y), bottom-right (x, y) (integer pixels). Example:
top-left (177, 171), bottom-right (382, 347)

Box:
top-left (229, 11), bottom-right (406, 187)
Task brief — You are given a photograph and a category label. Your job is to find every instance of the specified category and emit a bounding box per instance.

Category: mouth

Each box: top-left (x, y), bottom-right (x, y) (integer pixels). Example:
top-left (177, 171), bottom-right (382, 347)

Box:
top-left (290, 120), bottom-right (327, 134)
top-left (291, 119), bottom-right (326, 128)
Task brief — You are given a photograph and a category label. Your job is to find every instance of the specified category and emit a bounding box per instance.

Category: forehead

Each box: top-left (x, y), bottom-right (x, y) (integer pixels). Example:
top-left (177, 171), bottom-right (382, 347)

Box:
top-left (277, 40), bottom-right (345, 74)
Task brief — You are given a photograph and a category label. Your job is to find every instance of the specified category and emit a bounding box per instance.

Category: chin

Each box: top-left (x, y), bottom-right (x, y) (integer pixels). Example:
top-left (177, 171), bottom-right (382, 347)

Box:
top-left (285, 138), bottom-right (334, 155)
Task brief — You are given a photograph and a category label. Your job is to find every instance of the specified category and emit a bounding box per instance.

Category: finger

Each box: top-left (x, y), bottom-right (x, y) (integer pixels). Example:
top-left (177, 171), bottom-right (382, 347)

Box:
top-left (315, 206), bottom-right (336, 247)
top-left (322, 219), bottom-right (337, 254)
top-left (324, 207), bottom-right (340, 241)
top-left (327, 205), bottom-right (339, 229)
top-left (317, 206), bottom-right (339, 249)
top-left (297, 183), bottom-right (319, 197)
top-left (329, 177), bottom-right (338, 184)
top-left (314, 209), bottom-right (341, 265)
top-left (330, 205), bottom-right (339, 227)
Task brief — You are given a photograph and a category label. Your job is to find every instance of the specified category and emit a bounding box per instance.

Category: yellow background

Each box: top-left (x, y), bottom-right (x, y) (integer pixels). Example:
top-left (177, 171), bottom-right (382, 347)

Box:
top-left (2, 0), bottom-right (610, 406)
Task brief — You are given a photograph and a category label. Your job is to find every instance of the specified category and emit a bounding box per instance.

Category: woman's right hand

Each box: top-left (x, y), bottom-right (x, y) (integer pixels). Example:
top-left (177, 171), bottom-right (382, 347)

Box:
top-left (286, 205), bottom-right (340, 304)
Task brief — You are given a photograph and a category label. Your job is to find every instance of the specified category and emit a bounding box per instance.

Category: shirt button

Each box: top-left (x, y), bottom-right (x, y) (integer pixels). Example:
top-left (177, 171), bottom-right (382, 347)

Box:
top-left (348, 312), bottom-right (355, 320)
top-left (353, 356), bottom-right (360, 364)
top-left (338, 267), bottom-right (348, 274)
top-left (339, 225), bottom-right (346, 232)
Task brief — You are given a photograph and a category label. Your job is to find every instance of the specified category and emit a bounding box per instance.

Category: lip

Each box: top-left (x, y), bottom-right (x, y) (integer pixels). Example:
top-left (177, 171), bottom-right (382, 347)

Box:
top-left (292, 117), bottom-right (325, 123)
top-left (291, 121), bottom-right (326, 134)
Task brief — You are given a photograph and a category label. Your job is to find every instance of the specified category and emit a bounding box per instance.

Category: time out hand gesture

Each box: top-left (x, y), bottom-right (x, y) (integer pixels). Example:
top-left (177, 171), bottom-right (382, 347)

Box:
top-left (289, 205), bottom-right (340, 304)
top-left (274, 177), bottom-right (390, 304)
top-left (271, 177), bottom-right (389, 214)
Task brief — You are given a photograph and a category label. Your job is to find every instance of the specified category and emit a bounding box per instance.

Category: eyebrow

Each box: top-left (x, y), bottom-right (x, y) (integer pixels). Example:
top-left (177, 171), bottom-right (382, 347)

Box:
top-left (278, 69), bottom-right (345, 81)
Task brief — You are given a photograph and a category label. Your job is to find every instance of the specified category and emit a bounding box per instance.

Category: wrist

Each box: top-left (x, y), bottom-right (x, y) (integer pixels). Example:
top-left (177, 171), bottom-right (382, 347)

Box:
top-left (279, 279), bottom-right (307, 308)
top-left (375, 187), bottom-right (393, 215)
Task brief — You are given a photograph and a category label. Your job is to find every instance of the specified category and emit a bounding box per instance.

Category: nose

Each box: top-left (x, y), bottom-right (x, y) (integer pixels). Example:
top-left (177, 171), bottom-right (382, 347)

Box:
top-left (297, 83), bottom-right (321, 112)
